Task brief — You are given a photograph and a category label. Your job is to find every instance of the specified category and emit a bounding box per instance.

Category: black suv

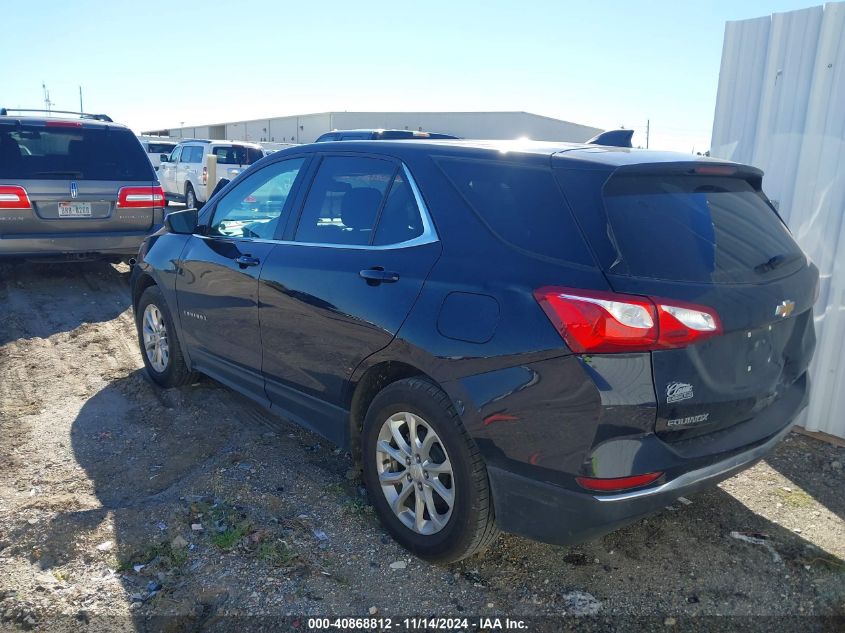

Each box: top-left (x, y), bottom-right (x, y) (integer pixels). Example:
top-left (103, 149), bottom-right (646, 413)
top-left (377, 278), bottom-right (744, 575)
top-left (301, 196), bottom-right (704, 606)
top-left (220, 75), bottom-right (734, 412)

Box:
top-left (131, 139), bottom-right (817, 562)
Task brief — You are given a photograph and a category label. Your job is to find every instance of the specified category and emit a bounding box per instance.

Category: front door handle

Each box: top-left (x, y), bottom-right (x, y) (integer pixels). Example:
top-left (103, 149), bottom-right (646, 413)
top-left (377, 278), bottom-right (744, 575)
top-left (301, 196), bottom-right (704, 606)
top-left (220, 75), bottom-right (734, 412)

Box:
top-left (359, 267), bottom-right (400, 285)
top-left (236, 254), bottom-right (261, 268)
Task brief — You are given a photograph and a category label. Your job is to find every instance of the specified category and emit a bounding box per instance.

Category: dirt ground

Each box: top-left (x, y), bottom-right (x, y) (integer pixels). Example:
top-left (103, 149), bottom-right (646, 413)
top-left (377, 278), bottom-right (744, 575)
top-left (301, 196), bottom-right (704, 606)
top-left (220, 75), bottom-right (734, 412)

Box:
top-left (0, 261), bottom-right (843, 632)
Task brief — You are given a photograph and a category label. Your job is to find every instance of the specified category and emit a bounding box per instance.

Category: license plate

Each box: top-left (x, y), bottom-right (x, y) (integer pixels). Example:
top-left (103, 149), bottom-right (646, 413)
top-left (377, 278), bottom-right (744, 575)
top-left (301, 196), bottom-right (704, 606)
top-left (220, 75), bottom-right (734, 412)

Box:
top-left (58, 202), bottom-right (92, 217)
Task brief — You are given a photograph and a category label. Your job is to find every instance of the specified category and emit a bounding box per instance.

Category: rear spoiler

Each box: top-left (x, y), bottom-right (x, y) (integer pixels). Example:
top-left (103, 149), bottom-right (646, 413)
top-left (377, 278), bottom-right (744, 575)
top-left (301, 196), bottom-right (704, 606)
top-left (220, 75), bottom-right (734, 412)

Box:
top-left (586, 129), bottom-right (634, 148)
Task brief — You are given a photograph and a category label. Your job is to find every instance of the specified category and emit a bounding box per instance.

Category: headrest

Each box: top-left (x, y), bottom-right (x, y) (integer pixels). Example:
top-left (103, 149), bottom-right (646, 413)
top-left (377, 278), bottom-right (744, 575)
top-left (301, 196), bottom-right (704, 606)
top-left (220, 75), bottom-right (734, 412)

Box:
top-left (341, 187), bottom-right (382, 230)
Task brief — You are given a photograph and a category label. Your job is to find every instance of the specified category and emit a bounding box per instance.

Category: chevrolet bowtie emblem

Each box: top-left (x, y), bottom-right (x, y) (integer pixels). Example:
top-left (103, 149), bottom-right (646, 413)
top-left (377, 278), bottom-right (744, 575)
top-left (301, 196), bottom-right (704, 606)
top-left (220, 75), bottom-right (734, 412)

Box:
top-left (775, 300), bottom-right (795, 318)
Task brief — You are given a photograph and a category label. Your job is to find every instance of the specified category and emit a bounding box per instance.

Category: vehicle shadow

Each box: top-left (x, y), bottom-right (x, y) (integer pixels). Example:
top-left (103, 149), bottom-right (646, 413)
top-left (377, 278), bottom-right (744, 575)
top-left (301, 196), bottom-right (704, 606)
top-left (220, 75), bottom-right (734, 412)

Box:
top-left (11, 370), bottom-right (844, 629)
top-left (0, 261), bottom-right (131, 347)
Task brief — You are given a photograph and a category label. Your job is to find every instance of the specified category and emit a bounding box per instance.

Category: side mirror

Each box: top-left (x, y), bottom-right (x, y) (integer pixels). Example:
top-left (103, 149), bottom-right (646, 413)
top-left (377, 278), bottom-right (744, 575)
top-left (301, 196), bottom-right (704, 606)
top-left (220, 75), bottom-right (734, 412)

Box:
top-left (164, 208), bottom-right (198, 234)
top-left (160, 154), bottom-right (169, 162)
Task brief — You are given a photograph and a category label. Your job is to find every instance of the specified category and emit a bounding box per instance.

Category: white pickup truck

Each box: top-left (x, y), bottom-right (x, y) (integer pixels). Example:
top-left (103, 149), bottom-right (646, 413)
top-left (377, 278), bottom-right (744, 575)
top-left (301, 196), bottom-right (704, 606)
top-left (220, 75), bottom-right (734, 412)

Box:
top-left (158, 140), bottom-right (265, 208)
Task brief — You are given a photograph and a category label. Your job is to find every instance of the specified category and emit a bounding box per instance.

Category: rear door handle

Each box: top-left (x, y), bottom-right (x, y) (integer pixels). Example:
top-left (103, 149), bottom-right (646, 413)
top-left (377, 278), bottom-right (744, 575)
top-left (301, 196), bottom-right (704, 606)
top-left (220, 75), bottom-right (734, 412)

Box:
top-left (236, 254), bottom-right (261, 268)
top-left (359, 267), bottom-right (400, 285)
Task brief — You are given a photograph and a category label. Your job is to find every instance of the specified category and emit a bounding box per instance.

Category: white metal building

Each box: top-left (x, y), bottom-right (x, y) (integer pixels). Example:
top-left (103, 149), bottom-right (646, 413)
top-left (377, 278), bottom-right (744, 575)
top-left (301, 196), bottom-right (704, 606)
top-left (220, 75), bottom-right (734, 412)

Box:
top-left (144, 111), bottom-right (602, 144)
top-left (711, 2), bottom-right (845, 439)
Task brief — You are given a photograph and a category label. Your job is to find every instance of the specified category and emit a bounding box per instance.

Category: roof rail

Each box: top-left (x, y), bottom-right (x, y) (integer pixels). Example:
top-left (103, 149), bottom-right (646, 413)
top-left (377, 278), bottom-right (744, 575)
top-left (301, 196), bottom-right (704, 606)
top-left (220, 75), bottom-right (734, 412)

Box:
top-left (586, 129), bottom-right (634, 148)
top-left (0, 108), bottom-right (113, 123)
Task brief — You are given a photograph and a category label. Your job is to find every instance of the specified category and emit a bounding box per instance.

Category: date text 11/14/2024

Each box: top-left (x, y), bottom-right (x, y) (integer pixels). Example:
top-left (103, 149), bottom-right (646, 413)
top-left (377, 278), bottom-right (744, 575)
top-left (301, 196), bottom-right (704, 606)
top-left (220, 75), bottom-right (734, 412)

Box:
top-left (306, 617), bottom-right (529, 630)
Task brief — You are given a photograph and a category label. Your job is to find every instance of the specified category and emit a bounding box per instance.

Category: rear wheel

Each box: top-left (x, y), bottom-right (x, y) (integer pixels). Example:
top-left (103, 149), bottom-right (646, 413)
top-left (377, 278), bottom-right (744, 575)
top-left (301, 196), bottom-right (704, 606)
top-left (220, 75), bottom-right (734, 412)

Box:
top-left (185, 183), bottom-right (199, 209)
top-left (136, 286), bottom-right (195, 388)
top-left (362, 377), bottom-right (499, 563)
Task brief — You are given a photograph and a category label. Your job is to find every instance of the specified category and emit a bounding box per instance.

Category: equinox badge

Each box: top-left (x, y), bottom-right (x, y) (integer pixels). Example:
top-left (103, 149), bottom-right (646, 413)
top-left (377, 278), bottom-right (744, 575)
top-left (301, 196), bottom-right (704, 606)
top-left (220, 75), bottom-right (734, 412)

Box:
top-left (775, 300), bottom-right (796, 318)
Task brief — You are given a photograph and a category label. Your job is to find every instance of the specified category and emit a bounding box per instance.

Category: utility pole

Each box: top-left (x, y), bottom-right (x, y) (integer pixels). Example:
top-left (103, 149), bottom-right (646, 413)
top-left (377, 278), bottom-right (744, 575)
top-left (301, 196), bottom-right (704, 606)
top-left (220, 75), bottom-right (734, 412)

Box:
top-left (42, 82), bottom-right (53, 114)
top-left (79, 86), bottom-right (83, 113)
top-left (646, 119), bottom-right (650, 149)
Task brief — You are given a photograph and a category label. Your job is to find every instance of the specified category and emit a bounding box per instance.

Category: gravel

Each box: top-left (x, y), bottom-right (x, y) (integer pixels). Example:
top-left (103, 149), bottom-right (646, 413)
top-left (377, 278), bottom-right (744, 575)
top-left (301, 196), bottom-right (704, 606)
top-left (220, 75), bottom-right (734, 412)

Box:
top-left (0, 261), bottom-right (843, 631)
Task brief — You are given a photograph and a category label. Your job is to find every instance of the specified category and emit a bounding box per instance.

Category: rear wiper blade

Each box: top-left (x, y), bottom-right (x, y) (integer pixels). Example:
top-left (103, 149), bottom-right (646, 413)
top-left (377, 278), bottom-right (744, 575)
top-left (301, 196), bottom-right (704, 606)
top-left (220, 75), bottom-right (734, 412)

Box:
top-left (754, 253), bottom-right (801, 274)
top-left (33, 171), bottom-right (84, 177)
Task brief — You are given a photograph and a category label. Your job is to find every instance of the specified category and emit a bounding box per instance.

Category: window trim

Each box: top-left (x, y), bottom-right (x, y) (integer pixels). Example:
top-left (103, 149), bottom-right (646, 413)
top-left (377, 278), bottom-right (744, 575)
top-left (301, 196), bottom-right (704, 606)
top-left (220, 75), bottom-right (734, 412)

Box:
top-left (196, 162), bottom-right (438, 250)
top-left (286, 163), bottom-right (437, 250)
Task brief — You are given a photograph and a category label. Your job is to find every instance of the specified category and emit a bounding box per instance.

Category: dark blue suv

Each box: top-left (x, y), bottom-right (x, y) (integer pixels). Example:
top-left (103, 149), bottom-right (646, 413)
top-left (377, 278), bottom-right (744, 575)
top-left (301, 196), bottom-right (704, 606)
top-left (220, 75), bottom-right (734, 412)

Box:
top-left (131, 139), bottom-right (817, 562)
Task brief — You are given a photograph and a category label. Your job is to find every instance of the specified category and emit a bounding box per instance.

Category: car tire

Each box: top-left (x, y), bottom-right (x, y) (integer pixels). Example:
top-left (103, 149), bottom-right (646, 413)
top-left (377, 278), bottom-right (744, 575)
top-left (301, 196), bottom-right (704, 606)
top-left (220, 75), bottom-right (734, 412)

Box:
top-left (362, 377), bottom-right (499, 563)
top-left (185, 183), bottom-right (201, 210)
top-left (135, 285), bottom-right (195, 388)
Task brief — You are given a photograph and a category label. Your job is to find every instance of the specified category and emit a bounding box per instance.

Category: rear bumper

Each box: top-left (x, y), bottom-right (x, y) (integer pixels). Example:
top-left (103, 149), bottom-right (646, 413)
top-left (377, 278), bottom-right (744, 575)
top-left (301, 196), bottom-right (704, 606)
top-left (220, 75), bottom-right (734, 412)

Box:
top-left (489, 420), bottom-right (795, 546)
top-left (0, 228), bottom-right (161, 258)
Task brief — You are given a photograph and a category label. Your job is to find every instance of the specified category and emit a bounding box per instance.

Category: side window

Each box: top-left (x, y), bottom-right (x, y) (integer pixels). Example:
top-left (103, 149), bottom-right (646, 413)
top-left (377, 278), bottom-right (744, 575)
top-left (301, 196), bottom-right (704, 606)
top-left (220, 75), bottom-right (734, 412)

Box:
top-left (294, 156), bottom-right (395, 245)
top-left (437, 158), bottom-right (596, 266)
top-left (213, 146), bottom-right (236, 164)
top-left (181, 146), bottom-right (200, 163)
top-left (209, 158), bottom-right (305, 240)
top-left (169, 146), bottom-right (182, 163)
top-left (372, 171), bottom-right (425, 245)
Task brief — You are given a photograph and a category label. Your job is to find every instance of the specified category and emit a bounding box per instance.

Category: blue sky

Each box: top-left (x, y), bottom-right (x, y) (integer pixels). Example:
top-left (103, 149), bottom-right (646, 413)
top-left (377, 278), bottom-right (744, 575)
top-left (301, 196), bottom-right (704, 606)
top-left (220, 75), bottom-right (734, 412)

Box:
top-left (0, 0), bottom-right (822, 152)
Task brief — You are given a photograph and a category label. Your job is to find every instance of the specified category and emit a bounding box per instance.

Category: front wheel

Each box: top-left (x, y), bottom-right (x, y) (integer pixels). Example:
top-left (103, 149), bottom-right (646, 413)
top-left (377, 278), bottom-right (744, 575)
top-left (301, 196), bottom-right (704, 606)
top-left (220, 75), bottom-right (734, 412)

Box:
top-left (136, 286), bottom-right (195, 388)
top-left (362, 377), bottom-right (499, 563)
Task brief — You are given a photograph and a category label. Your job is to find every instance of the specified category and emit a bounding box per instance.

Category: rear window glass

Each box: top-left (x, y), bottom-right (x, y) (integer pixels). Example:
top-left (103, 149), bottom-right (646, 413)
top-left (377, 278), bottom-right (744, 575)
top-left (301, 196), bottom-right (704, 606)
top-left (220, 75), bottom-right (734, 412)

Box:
top-left (599, 175), bottom-right (804, 283)
top-left (0, 124), bottom-right (154, 181)
top-left (147, 142), bottom-right (176, 154)
top-left (213, 145), bottom-right (263, 165)
top-left (437, 158), bottom-right (595, 266)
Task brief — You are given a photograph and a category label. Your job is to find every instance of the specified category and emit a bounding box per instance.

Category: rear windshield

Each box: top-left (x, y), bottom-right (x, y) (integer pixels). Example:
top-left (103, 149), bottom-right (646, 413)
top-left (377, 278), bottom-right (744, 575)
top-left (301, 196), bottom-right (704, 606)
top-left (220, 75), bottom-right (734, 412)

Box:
top-left (212, 145), bottom-right (263, 165)
top-left (438, 158), bottom-right (595, 266)
top-left (599, 174), bottom-right (804, 283)
top-left (147, 142), bottom-right (176, 154)
top-left (0, 124), bottom-right (154, 181)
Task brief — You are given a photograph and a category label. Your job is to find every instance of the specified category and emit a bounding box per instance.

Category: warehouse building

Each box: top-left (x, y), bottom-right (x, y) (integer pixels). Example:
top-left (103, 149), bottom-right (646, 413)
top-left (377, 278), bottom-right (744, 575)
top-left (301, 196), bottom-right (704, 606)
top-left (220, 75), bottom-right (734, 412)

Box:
top-left (143, 111), bottom-right (602, 144)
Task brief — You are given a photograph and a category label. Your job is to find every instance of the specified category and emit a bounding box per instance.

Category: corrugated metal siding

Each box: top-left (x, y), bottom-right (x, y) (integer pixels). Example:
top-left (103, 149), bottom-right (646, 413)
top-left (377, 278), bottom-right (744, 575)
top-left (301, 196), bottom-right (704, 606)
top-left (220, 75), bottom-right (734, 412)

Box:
top-left (711, 2), bottom-right (845, 439)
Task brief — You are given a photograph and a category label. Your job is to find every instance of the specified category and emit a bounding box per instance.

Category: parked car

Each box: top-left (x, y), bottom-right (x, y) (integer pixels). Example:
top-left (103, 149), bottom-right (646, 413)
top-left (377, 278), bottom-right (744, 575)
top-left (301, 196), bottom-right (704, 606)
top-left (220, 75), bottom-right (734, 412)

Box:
top-left (0, 109), bottom-right (165, 261)
top-left (315, 129), bottom-right (459, 142)
top-left (131, 139), bottom-right (817, 563)
top-left (158, 140), bottom-right (264, 209)
top-left (137, 136), bottom-right (178, 171)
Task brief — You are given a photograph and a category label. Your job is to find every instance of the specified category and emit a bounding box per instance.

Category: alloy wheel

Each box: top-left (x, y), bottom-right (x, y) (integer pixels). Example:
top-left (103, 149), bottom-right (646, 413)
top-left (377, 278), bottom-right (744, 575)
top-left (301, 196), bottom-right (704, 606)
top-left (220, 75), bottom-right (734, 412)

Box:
top-left (142, 304), bottom-right (170, 373)
top-left (375, 411), bottom-right (455, 535)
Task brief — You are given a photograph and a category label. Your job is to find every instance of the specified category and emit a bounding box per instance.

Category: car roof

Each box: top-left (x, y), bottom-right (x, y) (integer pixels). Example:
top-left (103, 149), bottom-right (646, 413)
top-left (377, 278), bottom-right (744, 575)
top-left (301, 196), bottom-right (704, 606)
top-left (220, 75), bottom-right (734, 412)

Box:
top-left (292, 138), bottom-right (740, 169)
top-left (0, 115), bottom-right (129, 129)
top-left (178, 139), bottom-right (263, 148)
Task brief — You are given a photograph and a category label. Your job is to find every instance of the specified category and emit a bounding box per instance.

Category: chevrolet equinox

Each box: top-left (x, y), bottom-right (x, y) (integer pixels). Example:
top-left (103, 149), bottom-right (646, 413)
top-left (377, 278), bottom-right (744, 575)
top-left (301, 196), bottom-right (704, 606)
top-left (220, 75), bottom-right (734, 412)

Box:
top-left (130, 139), bottom-right (817, 562)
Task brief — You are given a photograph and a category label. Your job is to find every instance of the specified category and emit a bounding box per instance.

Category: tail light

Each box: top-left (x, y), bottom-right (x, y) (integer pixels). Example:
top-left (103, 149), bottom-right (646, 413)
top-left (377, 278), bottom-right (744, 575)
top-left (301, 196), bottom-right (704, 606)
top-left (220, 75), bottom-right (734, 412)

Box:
top-left (202, 166), bottom-right (208, 185)
top-left (534, 287), bottom-right (721, 353)
top-left (576, 471), bottom-right (663, 492)
top-left (0, 185), bottom-right (32, 209)
top-left (117, 186), bottom-right (166, 208)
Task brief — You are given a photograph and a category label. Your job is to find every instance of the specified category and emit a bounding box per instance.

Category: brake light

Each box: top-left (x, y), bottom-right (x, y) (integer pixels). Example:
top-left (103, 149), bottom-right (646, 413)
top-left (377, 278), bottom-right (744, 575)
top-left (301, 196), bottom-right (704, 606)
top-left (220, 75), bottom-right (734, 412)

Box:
top-left (534, 287), bottom-right (722, 353)
top-left (692, 165), bottom-right (736, 176)
top-left (576, 471), bottom-right (663, 492)
top-left (117, 186), bottom-right (166, 208)
top-left (0, 185), bottom-right (32, 209)
top-left (45, 120), bottom-right (83, 128)
top-left (202, 166), bottom-right (208, 185)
